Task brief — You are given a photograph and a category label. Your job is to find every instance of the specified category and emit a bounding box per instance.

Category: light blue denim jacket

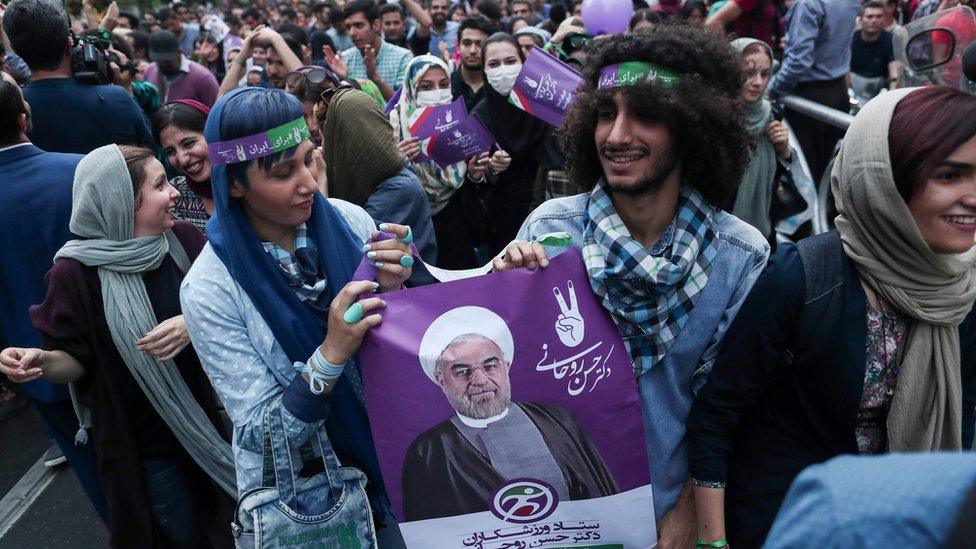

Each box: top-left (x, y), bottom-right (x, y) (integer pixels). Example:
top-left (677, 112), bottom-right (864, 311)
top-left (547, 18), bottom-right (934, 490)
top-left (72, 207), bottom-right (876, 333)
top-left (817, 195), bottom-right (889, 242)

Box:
top-left (517, 193), bottom-right (770, 523)
top-left (180, 199), bottom-right (376, 495)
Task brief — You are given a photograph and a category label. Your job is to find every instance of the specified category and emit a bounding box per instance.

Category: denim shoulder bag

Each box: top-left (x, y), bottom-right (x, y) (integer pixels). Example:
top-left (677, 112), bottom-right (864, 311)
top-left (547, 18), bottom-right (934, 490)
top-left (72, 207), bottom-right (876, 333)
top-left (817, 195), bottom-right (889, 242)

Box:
top-left (231, 396), bottom-right (377, 548)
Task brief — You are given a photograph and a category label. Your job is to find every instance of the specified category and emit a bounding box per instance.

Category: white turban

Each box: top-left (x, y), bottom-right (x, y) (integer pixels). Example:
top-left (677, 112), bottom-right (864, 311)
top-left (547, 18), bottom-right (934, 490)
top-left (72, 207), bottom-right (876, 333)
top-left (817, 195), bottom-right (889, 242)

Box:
top-left (418, 306), bottom-right (515, 383)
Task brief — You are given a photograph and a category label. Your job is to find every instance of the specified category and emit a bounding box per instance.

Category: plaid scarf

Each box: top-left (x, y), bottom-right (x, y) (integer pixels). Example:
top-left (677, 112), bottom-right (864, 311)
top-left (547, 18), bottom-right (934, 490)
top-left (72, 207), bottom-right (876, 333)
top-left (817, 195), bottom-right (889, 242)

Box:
top-left (262, 223), bottom-right (331, 317)
top-left (582, 183), bottom-right (718, 376)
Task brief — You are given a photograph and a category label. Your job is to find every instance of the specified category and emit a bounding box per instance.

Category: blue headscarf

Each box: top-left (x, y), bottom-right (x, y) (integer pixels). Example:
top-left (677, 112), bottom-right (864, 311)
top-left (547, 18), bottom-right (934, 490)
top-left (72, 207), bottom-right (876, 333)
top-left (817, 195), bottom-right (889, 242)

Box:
top-left (203, 87), bottom-right (386, 500)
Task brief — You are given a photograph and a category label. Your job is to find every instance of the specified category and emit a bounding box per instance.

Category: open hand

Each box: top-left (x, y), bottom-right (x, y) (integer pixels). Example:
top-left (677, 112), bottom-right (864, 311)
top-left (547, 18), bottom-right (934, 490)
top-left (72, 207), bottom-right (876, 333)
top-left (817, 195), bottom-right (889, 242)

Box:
top-left (323, 45), bottom-right (349, 80)
top-left (363, 45), bottom-right (378, 79)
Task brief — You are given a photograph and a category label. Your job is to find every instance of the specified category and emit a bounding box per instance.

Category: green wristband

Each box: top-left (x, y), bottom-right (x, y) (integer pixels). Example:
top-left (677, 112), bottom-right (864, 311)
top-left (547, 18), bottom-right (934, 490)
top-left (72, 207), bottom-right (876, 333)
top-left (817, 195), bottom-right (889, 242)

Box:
top-left (696, 538), bottom-right (728, 548)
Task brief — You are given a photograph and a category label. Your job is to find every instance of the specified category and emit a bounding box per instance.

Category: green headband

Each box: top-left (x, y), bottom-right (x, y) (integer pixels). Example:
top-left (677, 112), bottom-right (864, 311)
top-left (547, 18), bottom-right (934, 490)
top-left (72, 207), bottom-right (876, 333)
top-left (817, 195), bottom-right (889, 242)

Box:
top-left (597, 62), bottom-right (682, 90)
top-left (208, 117), bottom-right (311, 166)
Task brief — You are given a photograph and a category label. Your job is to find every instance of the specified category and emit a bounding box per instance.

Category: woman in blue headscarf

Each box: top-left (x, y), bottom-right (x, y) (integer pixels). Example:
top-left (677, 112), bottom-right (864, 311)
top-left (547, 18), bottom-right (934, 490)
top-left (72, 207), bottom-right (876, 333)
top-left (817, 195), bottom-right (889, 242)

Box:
top-left (179, 87), bottom-right (414, 544)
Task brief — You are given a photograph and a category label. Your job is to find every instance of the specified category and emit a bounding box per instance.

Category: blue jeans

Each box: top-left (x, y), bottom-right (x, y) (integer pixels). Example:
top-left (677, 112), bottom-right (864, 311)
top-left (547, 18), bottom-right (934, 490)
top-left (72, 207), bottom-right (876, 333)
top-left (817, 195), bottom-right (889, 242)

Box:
top-left (141, 459), bottom-right (213, 548)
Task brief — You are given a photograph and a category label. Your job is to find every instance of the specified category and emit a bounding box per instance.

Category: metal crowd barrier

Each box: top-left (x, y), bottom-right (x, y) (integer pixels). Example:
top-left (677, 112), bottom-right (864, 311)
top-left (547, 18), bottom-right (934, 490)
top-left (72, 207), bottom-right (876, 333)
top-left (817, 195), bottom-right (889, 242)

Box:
top-left (778, 94), bottom-right (855, 235)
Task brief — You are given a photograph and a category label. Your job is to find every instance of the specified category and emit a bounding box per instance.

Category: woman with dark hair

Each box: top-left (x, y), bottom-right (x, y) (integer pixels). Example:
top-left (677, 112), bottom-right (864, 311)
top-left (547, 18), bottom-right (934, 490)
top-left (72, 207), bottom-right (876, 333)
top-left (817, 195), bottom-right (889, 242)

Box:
top-left (688, 86), bottom-right (976, 548)
top-left (0, 145), bottom-right (235, 547)
top-left (153, 100), bottom-right (213, 230)
top-left (681, 0), bottom-right (707, 26)
top-left (472, 32), bottom-right (550, 256)
top-left (193, 33), bottom-right (227, 82)
top-left (180, 87), bottom-right (415, 545)
top-left (629, 8), bottom-right (661, 32)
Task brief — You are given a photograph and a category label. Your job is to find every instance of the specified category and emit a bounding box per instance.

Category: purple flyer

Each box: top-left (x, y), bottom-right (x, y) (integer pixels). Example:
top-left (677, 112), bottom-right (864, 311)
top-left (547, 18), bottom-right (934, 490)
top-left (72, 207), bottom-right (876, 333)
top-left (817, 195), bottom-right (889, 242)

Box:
top-left (409, 97), bottom-right (468, 140)
top-left (509, 47), bottom-right (584, 127)
top-left (421, 115), bottom-right (495, 168)
top-left (359, 250), bottom-right (656, 548)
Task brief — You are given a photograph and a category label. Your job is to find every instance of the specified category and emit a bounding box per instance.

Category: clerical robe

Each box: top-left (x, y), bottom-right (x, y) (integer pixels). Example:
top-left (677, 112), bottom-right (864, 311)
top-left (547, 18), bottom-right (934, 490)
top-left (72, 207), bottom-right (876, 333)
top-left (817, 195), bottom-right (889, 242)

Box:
top-left (401, 402), bottom-right (619, 521)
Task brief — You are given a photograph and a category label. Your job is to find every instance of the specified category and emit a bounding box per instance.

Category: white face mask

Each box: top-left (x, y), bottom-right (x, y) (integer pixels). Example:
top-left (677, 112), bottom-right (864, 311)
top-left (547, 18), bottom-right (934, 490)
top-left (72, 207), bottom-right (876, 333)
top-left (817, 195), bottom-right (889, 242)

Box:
top-left (415, 88), bottom-right (453, 107)
top-left (485, 63), bottom-right (522, 96)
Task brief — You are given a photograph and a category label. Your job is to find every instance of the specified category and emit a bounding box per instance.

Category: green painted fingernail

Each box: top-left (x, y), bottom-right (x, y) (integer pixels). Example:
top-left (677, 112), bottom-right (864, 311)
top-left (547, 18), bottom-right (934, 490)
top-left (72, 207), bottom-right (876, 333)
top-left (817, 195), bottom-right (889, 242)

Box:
top-left (367, 251), bottom-right (377, 259)
top-left (400, 255), bottom-right (414, 268)
top-left (343, 302), bottom-right (364, 324)
top-left (378, 223), bottom-right (389, 231)
top-left (362, 244), bottom-right (371, 252)
top-left (398, 226), bottom-right (414, 245)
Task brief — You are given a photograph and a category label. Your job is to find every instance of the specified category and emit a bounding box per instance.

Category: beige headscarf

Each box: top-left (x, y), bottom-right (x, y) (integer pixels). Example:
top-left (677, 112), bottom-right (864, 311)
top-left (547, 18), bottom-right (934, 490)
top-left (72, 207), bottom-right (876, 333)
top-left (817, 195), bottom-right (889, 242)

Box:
top-left (831, 88), bottom-right (976, 451)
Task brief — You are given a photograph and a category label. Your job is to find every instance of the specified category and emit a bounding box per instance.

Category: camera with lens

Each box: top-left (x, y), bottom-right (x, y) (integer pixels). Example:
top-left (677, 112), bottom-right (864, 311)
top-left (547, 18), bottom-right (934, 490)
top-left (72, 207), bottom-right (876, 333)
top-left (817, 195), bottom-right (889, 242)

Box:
top-left (70, 30), bottom-right (117, 85)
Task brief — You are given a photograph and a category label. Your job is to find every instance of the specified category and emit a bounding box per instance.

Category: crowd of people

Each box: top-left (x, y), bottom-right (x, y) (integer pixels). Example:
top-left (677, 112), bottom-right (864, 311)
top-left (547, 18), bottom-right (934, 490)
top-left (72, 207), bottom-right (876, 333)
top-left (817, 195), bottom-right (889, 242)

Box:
top-left (0, 0), bottom-right (974, 547)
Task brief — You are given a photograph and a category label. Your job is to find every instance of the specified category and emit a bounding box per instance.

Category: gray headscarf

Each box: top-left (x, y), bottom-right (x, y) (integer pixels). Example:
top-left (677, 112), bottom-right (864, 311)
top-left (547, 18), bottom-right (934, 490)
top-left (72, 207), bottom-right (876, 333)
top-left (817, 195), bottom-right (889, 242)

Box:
top-left (730, 38), bottom-right (777, 238)
top-left (55, 145), bottom-right (237, 496)
top-left (832, 88), bottom-right (976, 451)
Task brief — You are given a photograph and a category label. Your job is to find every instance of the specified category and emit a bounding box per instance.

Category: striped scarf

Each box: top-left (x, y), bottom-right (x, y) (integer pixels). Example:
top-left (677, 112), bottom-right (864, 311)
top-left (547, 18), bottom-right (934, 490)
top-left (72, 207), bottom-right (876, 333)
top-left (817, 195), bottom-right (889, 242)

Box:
top-left (582, 183), bottom-right (718, 376)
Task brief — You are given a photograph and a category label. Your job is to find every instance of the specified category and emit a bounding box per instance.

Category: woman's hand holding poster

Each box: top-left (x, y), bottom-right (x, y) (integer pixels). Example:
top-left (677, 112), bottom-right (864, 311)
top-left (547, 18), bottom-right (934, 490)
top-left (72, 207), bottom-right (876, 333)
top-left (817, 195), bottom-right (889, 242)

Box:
top-left (359, 249), bottom-right (656, 548)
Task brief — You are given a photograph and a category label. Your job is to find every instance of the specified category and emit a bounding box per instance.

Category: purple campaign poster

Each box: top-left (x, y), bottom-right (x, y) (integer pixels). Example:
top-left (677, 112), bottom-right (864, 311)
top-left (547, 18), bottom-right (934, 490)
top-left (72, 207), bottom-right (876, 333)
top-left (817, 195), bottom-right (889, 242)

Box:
top-left (509, 47), bottom-right (584, 127)
top-left (359, 250), bottom-right (656, 548)
top-left (421, 115), bottom-right (495, 168)
top-left (409, 97), bottom-right (468, 140)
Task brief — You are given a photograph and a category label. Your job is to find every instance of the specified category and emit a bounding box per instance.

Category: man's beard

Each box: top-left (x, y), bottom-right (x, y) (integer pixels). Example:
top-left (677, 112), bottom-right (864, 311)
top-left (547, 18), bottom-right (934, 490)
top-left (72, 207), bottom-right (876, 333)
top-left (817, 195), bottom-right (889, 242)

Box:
top-left (602, 145), bottom-right (678, 197)
top-left (462, 59), bottom-right (483, 71)
top-left (432, 13), bottom-right (447, 26)
top-left (445, 381), bottom-right (511, 419)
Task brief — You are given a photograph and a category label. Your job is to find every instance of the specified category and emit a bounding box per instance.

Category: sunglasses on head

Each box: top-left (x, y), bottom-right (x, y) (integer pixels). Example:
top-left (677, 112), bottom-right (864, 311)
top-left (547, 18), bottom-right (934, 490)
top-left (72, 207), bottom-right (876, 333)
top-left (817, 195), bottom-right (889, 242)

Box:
top-left (316, 82), bottom-right (354, 122)
top-left (564, 32), bottom-right (594, 52)
top-left (284, 67), bottom-right (335, 90)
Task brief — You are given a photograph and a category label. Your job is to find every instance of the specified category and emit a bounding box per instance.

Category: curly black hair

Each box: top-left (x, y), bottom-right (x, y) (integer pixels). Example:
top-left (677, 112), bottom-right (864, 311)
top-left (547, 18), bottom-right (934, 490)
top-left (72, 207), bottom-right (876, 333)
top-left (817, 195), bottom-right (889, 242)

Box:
top-left (558, 24), bottom-right (749, 208)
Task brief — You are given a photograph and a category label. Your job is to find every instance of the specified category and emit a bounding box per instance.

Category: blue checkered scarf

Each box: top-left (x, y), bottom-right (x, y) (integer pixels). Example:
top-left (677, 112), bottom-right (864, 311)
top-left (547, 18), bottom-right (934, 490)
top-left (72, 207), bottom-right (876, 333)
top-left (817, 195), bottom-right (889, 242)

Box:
top-left (262, 223), bottom-right (330, 317)
top-left (582, 183), bottom-right (718, 376)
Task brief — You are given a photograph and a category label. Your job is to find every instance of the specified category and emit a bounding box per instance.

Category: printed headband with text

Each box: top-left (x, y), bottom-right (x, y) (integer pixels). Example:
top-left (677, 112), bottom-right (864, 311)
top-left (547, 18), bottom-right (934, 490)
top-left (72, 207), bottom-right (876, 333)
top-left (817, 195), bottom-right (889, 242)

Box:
top-left (207, 117), bottom-right (311, 166)
top-left (597, 62), bottom-right (682, 90)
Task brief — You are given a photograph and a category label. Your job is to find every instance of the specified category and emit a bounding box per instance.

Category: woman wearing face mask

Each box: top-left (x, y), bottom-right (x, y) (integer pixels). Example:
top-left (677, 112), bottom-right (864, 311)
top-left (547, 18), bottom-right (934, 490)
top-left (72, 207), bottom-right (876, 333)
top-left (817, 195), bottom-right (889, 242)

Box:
top-left (391, 55), bottom-right (512, 269)
top-left (472, 33), bottom-right (550, 257)
top-left (153, 100), bottom-right (214, 231)
top-left (0, 145), bottom-right (235, 547)
top-left (687, 86), bottom-right (976, 548)
top-left (727, 38), bottom-right (807, 243)
top-left (320, 87), bottom-right (439, 268)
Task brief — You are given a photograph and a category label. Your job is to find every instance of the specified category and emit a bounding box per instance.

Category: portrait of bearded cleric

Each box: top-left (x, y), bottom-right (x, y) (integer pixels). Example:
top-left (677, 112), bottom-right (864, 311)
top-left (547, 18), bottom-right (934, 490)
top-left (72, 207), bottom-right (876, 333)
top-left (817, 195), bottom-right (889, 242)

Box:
top-left (401, 306), bottom-right (619, 521)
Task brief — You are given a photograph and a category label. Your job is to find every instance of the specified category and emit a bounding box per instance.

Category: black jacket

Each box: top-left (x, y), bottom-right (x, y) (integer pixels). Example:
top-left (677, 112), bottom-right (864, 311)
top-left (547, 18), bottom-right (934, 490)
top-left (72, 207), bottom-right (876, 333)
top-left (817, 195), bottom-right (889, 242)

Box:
top-left (686, 231), bottom-right (976, 548)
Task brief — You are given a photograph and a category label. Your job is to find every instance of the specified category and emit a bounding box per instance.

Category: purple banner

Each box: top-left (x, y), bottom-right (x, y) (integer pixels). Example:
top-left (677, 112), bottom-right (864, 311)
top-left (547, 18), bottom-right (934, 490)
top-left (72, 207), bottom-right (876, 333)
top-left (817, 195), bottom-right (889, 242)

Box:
top-left (409, 97), bottom-right (468, 140)
top-left (509, 47), bottom-right (584, 127)
top-left (359, 250), bottom-right (655, 547)
top-left (421, 114), bottom-right (494, 168)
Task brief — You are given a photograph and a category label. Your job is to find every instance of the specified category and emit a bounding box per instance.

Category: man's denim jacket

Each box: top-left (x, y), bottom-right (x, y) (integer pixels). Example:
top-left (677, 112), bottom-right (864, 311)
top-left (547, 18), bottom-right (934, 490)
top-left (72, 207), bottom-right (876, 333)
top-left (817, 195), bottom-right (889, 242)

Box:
top-left (516, 192), bottom-right (770, 523)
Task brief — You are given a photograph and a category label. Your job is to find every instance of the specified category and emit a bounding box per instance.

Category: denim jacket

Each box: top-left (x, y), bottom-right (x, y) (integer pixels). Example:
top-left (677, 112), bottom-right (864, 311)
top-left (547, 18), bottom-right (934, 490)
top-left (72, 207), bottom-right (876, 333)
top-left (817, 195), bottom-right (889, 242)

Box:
top-left (180, 199), bottom-right (376, 495)
top-left (517, 193), bottom-right (770, 522)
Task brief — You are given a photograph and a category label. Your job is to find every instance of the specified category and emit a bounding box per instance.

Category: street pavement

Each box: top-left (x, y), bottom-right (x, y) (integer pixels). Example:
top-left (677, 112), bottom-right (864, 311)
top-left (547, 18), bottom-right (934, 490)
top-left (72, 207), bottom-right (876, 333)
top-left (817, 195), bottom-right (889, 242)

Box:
top-left (0, 404), bottom-right (234, 548)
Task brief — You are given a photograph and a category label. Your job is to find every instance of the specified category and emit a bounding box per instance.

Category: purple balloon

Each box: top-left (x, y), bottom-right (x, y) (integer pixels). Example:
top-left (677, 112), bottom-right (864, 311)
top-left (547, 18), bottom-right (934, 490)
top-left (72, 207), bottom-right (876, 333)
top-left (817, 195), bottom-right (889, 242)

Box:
top-left (581, 0), bottom-right (634, 35)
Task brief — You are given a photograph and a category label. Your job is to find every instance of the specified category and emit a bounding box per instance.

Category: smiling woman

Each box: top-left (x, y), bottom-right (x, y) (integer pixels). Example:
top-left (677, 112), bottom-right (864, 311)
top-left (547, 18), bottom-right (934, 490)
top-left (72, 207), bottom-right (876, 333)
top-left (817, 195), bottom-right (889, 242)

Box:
top-left (687, 86), bottom-right (976, 548)
top-left (152, 100), bottom-right (214, 230)
top-left (1, 143), bottom-right (232, 547)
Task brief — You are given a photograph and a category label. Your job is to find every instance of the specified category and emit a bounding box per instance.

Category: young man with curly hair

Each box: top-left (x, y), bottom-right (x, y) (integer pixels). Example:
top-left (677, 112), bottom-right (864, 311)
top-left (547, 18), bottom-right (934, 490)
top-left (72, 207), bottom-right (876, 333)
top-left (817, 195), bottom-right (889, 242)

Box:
top-left (494, 27), bottom-right (770, 548)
